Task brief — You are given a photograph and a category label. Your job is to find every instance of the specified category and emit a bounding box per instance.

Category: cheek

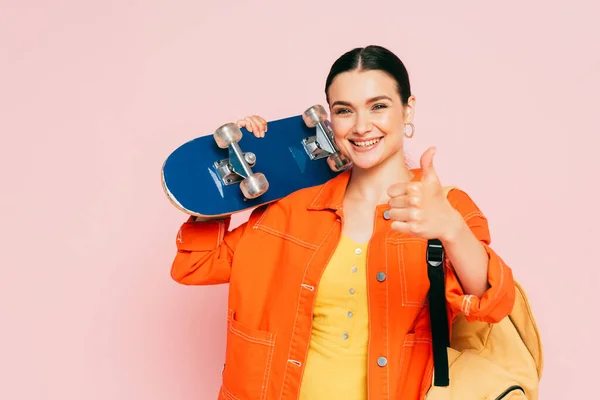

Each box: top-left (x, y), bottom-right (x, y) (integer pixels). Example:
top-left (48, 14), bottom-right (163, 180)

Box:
top-left (379, 114), bottom-right (405, 148)
top-left (376, 111), bottom-right (402, 131)
top-left (331, 118), bottom-right (353, 141)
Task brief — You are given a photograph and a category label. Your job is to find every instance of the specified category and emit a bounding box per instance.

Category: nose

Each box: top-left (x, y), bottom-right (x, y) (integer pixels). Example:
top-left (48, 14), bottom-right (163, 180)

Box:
top-left (352, 112), bottom-right (373, 135)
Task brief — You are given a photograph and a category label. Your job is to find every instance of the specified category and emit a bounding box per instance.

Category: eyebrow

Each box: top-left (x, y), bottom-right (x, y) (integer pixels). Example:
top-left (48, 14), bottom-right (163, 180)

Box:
top-left (331, 95), bottom-right (393, 107)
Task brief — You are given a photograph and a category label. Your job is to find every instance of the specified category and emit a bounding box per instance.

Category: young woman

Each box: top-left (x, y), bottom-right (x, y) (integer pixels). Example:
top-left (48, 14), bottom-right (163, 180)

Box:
top-left (170, 45), bottom-right (515, 400)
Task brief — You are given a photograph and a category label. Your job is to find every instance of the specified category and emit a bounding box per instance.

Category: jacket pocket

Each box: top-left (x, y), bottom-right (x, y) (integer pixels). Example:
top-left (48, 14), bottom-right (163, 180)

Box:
top-left (222, 309), bottom-right (276, 400)
top-left (398, 333), bottom-right (416, 389)
top-left (389, 239), bottom-right (429, 308)
top-left (396, 332), bottom-right (431, 392)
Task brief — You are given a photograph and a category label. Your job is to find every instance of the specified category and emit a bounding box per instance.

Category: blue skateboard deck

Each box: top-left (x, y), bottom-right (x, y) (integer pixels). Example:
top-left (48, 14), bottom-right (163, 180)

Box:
top-left (161, 106), bottom-right (352, 218)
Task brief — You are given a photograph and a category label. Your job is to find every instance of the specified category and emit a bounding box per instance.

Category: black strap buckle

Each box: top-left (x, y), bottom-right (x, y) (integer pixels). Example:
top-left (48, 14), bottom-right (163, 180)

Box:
top-left (427, 239), bottom-right (444, 267)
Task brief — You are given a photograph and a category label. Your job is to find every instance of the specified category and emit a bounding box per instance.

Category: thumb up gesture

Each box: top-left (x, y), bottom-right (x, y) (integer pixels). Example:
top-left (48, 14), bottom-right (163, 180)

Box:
top-left (386, 147), bottom-right (460, 241)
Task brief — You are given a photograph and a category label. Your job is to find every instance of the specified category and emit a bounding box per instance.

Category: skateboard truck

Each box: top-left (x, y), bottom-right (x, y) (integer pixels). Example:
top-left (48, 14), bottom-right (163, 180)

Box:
top-left (301, 105), bottom-right (352, 172)
top-left (213, 123), bottom-right (269, 199)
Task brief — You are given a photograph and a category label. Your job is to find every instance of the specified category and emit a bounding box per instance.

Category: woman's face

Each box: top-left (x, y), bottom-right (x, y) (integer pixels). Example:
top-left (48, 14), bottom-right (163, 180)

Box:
top-left (327, 69), bottom-right (415, 170)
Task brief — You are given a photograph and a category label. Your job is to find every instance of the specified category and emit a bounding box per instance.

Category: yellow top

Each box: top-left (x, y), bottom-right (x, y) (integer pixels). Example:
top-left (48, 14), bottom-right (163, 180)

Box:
top-left (299, 234), bottom-right (369, 400)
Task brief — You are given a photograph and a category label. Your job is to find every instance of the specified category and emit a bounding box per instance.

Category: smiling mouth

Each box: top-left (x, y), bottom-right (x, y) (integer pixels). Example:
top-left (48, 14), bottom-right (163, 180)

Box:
top-left (349, 138), bottom-right (382, 147)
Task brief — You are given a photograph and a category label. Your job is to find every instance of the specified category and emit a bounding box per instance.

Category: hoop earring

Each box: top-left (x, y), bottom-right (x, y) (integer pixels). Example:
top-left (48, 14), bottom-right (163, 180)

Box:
top-left (404, 123), bottom-right (415, 138)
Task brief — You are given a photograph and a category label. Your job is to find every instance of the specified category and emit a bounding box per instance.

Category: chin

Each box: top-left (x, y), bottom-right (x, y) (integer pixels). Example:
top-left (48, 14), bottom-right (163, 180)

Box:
top-left (343, 152), bottom-right (385, 170)
top-left (351, 158), bottom-right (385, 170)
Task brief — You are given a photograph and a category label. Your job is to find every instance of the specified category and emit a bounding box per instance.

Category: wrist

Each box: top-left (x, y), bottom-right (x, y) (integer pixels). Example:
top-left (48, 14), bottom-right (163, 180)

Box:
top-left (440, 209), bottom-right (467, 245)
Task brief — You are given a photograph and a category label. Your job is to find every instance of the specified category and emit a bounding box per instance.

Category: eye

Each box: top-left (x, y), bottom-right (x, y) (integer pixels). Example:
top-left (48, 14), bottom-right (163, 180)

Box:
top-left (334, 108), bottom-right (351, 115)
top-left (372, 103), bottom-right (388, 110)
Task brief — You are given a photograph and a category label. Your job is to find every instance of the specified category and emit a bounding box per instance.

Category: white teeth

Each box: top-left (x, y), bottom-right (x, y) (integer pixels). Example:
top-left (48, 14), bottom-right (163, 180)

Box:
top-left (352, 138), bottom-right (380, 147)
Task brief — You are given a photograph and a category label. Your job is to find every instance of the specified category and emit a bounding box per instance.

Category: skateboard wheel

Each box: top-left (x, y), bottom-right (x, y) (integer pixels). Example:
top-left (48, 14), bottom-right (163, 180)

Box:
top-left (214, 123), bottom-right (243, 148)
top-left (327, 152), bottom-right (352, 172)
top-left (240, 173), bottom-right (269, 199)
top-left (302, 105), bottom-right (328, 128)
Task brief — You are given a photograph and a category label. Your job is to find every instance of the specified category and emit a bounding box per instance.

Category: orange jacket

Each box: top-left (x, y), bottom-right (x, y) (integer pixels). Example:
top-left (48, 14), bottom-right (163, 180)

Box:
top-left (170, 168), bottom-right (516, 400)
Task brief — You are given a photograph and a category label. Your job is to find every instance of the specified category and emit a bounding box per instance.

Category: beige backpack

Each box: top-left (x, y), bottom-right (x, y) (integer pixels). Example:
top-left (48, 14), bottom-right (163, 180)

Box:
top-left (425, 188), bottom-right (544, 399)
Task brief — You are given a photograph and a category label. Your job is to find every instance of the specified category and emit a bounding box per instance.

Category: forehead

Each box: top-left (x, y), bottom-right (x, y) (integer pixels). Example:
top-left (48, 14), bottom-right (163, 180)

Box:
top-left (328, 69), bottom-right (399, 102)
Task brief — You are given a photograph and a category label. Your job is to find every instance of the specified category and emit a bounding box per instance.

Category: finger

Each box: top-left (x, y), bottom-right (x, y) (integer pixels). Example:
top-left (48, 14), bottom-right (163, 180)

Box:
top-left (388, 195), bottom-right (409, 209)
top-left (420, 146), bottom-right (439, 182)
top-left (255, 115), bottom-right (268, 133)
top-left (243, 116), bottom-right (257, 135)
top-left (391, 207), bottom-right (422, 222)
top-left (390, 221), bottom-right (411, 234)
top-left (391, 220), bottom-right (423, 236)
top-left (387, 183), bottom-right (408, 198)
top-left (407, 194), bottom-right (421, 207)
top-left (406, 182), bottom-right (422, 196)
top-left (247, 116), bottom-right (259, 136)
top-left (387, 208), bottom-right (413, 223)
top-left (243, 117), bottom-right (253, 132)
top-left (250, 116), bottom-right (264, 138)
top-left (251, 115), bottom-right (267, 137)
top-left (236, 119), bottom-right (247, 129)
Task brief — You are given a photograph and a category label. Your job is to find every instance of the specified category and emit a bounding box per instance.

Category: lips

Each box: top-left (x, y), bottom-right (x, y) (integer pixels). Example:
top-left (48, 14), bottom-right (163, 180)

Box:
top-left (349, 137), bottom-right (383, 147)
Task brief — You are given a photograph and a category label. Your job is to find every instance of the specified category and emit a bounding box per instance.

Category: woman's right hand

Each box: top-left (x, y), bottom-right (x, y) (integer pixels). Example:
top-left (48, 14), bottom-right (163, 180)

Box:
top-left (236, 115), bottom-right (267, 138)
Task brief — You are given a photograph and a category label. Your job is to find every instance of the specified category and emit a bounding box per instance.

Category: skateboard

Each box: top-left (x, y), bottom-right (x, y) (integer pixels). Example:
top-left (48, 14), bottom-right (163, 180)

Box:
top-left (161, 105), bottom-right (353, 218)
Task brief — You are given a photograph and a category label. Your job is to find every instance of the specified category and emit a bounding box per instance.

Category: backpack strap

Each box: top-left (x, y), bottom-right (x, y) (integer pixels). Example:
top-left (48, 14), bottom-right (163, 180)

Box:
top-left (427, 186), bottom-right (458, 387)
top-left (427, 238), bottom-right (450, 386)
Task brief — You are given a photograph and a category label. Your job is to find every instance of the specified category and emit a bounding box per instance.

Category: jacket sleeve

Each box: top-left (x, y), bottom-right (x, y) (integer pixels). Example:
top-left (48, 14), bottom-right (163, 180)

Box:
top-left (170, 206), bottom-right (266, 285)
top-left (443, 189), bottom-right (516, 323)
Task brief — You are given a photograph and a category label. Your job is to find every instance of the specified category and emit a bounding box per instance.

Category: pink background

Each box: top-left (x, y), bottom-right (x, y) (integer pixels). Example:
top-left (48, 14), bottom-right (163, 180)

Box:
top-left (1, 1), bottom-right (598, 399)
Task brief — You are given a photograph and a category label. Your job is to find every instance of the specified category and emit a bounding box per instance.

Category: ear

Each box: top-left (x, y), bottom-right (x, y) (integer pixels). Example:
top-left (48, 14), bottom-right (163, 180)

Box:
top-left (403, 95), bottom-right (416, 124)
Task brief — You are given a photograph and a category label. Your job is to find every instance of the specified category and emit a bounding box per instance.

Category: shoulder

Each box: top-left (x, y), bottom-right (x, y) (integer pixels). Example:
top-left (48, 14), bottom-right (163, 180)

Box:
top-left (247, 178), bottom-right (332, 221)
top-left (267, 180), bottom-right (330, 214)
top-left (241, 179), bottom-right (337, 247)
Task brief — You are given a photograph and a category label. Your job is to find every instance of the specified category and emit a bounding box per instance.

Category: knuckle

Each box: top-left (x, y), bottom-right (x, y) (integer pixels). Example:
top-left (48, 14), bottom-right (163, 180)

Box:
top-left (390, 209), bottom-right (405, 222)
top-left (390, 197), bottom-right (403, 208)
top-left (391, 221), bottom-right (408, 233)
top-left (410, 208), bottom-right (421, 220)
top-left (409, 221), bottom-right (421, 233)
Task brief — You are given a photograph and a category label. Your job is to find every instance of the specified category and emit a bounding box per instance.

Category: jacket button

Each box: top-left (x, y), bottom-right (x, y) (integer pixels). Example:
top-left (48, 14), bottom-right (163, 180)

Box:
top-left (383, 210), bottom-right (390, 220)
top-left (377, 356), bottom-right (387, 367)
top-left (376, 272), bottom-right (386, 282)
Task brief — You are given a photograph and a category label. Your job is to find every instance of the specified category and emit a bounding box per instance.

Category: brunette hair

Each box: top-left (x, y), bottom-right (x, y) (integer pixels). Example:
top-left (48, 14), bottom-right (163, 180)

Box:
top-left (325, 45), bottom-right (412, 105)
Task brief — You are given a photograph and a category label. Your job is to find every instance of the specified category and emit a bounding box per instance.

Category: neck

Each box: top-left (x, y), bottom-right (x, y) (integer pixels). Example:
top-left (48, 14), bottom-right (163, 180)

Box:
top-left (345, 151), bottom-right (414, 205)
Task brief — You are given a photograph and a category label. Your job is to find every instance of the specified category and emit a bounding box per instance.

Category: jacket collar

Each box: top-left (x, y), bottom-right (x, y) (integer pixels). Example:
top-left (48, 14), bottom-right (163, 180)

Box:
top-left (308, 167), bottom-right (423, 211)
